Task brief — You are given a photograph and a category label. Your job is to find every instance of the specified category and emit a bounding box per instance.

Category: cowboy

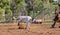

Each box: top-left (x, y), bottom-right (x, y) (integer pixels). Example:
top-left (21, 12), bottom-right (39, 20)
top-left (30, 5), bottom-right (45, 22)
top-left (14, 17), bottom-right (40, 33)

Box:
top-left (51, 4), bottom-right (60, 28)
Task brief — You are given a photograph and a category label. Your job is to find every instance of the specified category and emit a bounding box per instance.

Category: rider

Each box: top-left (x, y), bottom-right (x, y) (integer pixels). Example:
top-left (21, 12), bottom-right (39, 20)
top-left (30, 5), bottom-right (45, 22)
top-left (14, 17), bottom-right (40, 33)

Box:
top-left (51, 4), bottom-right (60, 28)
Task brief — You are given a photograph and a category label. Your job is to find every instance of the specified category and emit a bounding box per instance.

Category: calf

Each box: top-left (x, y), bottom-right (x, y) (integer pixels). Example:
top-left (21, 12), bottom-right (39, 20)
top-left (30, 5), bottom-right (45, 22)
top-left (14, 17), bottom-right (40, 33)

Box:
top-left (15, 16), bottom-right (34, 29)
top-left (32, 19), bottom-right (43, 24)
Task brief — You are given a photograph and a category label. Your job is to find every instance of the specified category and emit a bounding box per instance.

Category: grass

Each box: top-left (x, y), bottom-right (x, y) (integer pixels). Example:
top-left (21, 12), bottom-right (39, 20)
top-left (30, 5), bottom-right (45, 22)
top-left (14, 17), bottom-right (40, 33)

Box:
top-left (43, 21), bottom-right (53, 24)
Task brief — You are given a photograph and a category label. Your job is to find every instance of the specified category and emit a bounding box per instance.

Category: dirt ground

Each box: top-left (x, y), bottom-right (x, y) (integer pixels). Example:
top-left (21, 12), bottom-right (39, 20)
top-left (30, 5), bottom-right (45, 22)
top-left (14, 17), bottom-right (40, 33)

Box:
top-left (0, 23), bottom-right (60, 35)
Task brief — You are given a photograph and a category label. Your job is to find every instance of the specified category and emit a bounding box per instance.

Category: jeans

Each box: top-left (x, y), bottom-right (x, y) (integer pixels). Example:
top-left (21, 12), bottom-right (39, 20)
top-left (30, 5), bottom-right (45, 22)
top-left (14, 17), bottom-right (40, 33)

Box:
top-left (51, 20), bottom-right (57, 28)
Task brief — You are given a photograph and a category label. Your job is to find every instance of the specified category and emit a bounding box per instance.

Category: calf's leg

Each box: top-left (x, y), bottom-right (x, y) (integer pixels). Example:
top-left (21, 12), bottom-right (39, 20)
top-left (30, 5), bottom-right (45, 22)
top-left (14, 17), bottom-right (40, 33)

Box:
top-left (26, 21), bottom-right (30, 29)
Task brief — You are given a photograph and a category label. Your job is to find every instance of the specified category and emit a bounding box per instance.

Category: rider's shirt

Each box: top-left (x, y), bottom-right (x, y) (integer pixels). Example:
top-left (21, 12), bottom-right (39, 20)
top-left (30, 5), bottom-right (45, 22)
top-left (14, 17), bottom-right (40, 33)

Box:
top-left (54, 8), bottom-right (60, 21)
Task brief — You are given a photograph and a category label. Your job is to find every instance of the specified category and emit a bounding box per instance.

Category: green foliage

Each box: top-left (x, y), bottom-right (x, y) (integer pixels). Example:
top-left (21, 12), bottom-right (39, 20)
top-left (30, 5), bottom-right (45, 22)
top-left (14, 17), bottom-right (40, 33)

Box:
top-left (2, 0), bottom-right (11, 5)
top-left (0, 0), bottom-right (59, 22)
top-left (6, 9), bottom-right (12, 15)
top-left (0, 2), bottom-right (3, 8)
top-left (0, 8), bottom-right (5, 19)
top-left (58, 0), bottom-right (60, 3)
top-left (4, 4), bottom-right (10, 9)
top-left (34, 1), bottom-right (44, 11)
top-left (33, 0), bottom-right (44, 18)
top-left (49, 0), bottom-right (54, 3)
top-left (53, 2), bottom-right (58, 5)
top-left (0, 8), bottom-right (5, 15)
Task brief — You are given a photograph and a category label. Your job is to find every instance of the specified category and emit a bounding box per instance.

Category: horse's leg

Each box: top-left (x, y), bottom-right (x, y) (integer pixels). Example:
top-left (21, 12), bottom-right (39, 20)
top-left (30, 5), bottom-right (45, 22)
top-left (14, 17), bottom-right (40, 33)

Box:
top-left (51, 20), bottom-right (57, 28)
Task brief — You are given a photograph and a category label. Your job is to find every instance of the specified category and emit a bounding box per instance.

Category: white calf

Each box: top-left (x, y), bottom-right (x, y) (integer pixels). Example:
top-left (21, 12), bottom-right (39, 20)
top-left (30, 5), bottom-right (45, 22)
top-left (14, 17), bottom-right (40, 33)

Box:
top-left (17, 16), bottom-right (32, 29)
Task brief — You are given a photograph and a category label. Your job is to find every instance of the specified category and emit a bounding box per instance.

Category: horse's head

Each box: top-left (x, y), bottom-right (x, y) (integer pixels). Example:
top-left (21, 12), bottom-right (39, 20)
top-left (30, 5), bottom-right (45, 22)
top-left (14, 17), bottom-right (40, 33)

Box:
top-left (12, 17), bottom-right (20, 21)
top-left (12, 17), bottom-right (17, 20)
top-left (31, 17), bottom-right (36, 22)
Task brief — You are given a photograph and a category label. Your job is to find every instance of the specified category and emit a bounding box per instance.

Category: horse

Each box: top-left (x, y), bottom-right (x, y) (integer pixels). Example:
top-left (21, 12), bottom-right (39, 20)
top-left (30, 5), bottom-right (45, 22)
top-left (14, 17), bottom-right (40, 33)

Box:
top-left (13, 16), bottom-right (34, 29)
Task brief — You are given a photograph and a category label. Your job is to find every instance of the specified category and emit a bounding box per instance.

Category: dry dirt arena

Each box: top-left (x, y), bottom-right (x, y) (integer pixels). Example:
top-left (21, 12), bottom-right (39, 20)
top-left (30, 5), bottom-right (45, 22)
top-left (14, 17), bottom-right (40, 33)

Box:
top-left (0, 23), bottom-right (60, 35)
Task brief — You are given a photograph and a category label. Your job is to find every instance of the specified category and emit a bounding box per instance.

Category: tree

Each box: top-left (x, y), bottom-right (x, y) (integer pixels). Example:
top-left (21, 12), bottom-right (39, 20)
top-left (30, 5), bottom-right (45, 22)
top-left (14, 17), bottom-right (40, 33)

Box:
top-left (25, 0), bottom-right (34, 16)
top-left (49, 0), bottom-right (54, 3)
